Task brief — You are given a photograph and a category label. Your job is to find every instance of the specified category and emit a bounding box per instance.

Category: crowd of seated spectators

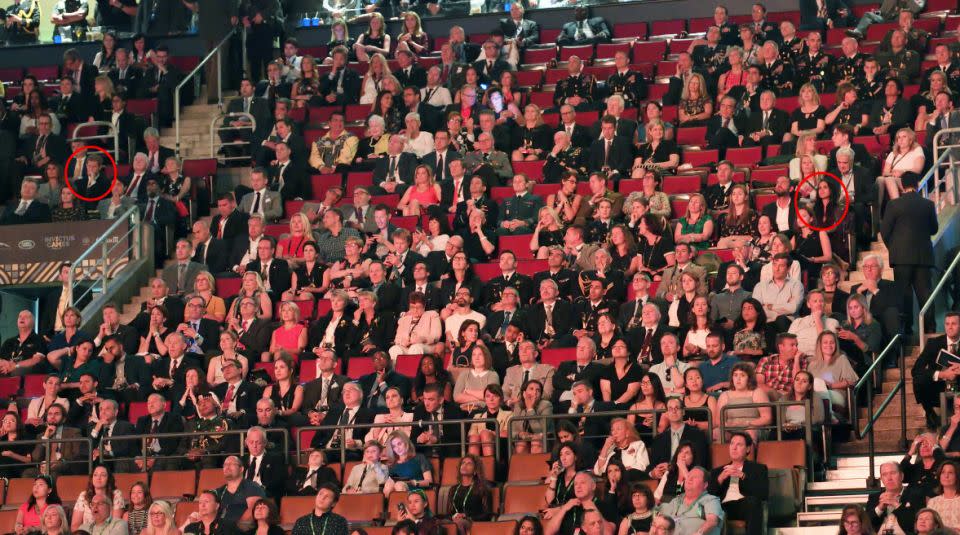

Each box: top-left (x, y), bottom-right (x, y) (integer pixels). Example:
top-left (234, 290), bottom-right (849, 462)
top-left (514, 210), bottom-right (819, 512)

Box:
top-left (4, 0), bottom-right (960, 534)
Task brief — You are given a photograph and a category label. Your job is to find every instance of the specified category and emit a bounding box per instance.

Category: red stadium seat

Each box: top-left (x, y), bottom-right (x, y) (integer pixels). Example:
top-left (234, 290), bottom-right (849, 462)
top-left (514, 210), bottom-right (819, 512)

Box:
top-left (726, 147), bottom-right (763, 167)
top-left (310, 174), bottom-right (342, 199)
top-left (128, 401), bottom-right (170, 423)
top-left (215, 277), bottom-right (242, 297)
top-left (395, 355), bottom-right (421, 377)
top-left (23, 374), bottom-right (46, 397)
top-left (670, 196), bottom-right (689, 218)
top-left (613, 22), bottom-right (648, 40)
top-left (517, 259), bottom-right (548, 276)
top-left (27, 65), bottom-right (59, 81)
top-left (491, 186), bottom-right (513, 203)
top-left (544, 68), bottom-right (567, 85)
top-left (345, 172), bottom-right (375, 193)
top-left (348, 357), bottom-right (375, 379)
top-left (474, 263), bottom-right (501, 282)
top-left (522, 47), bottom-right (557, 65)
top-left (528, 91), bottom-right (554, 109)
top-left (316, 299), bottom-right (332, 317)
top-left (676, 127), bottom-right (707, 146)
top-left (345, 104), bottom-right (369, 124)
top-left (596, 42), bottom-right (631, 60)
top-left (663, 175), bottom-right (702, 194)
top-left (0, 377), bottom-right (18, 399)
top-left (393, 216), bottom-right (420, 231)
top-left (632, 40), bottom-right (667, 63)
top-left (648, 84), bottom-right (670, 101)
top-left (285, 200), bottom-right (305, 218)
top-left (753, 192), bottom-right (776, 211)
top-left (254, 362), bottom-right (277, 382)
top-left (541, 28), bottom-right (562, 44)
top-left (750, 167), bottom-right (787, 186)
top-left (710, 248), bottom-right (736, 263)
top-left (650, 19), bottom-right (685, 37)
top-left (0, 67), bottom-right (22, 83)
top-left (682, 149), bottom-right (719, 168)
top-left (619, 179), bottom-right (643, 195)
top-left (126, 99), bottom-right (158, 121)
top-left (308, 106), bottom-right (338, 125)
top-left (264, 224), bottom-right (287, 238)
top-left (512, 160), bottom-right (546, 181)
top-left (541, 348), bottom-right (576, 367)
top-left (688, 17), bottom-right (713, 34)
top-left (499, 234), bottom-right (535, 259)
top-left (559, 44), bottom-right (595, 62)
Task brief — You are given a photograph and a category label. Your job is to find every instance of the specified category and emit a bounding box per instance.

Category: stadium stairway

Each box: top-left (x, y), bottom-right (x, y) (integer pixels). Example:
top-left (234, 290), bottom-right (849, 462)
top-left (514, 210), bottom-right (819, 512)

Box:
top-left (159, 102), bottom-right (220, 160)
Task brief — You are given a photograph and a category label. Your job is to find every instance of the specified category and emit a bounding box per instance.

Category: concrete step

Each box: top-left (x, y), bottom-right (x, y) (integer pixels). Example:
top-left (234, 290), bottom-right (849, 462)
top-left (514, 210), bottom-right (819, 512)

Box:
top-left (826, 467), bottom-right (881, 480)
top-left (807, 479), bottom-right (871, 492)
top-left (776, 526), bottom-right (844, 535)
top-left (834, 438), bottom-right (913, 455)
top-left (804, 493), bottom-right (870, 511)
top-left (836, 455), bottom-right (903, 468)
top-left (797, 511), bottom-right (843, 525)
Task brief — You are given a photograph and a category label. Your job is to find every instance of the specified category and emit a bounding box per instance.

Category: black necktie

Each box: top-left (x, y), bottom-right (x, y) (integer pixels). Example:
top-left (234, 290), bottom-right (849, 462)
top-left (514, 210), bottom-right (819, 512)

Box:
top-left (247, 457), bottom-right (258, 480)
top-left (197, 243), bottom-right (206, 264)
top-left (388, 156), bottom-right (397, 180)
top-left (436, 154), bottom-right (444, 179)
top-left (252, 192), bottom-right (262, 214)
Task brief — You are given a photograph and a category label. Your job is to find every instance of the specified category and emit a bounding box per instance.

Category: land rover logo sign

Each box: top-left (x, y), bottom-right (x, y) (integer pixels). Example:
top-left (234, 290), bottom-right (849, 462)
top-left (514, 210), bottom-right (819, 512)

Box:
top-left (18, 240), bottom-right (35, 250)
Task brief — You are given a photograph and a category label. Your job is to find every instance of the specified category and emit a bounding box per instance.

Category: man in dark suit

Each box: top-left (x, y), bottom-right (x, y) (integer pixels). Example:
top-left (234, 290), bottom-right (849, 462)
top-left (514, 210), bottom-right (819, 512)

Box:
top-left (566, 381), bottom-right (614, 449)
top-left (708, 432), bottom-right (768, 535)
top-left (648, 397), bottom-right (710, 474)
top-left (139, 46), bottom-right (182, 127)
top-left (224, 79), bottom-right (273, 150)
top-left (120, 152), bottom-right (156, 203)
top-left (556, 105), bottom-right (592, 150)
top-left (472, 40), bottom-right (512, 85)
top-left (589, 96), bottom-right (637, 140)
top-left (400, 262), bottom-right (444, 311)
top-left (242, 426), bottom-right (287, 501)
top-left (245, 236), bottom-right (292, 298)
top-left (310, 383), bottom-right (375, 461)
top-left (211, 193), bottom-right (249, 242)
top-left (63, 48), bottom-right (98, 102)
top-left (394, 50), bottom-right (428, 89)
top-left (619, 274), bottom-right (668, 329)
top-left (706, 97), bottom-right (746, 159)
top-left (149, 334), bottom-right (203, 402)
top-left (1, 179), bottom-right (50, 225)
top-left (828, 124), bottom-right (872, 168)
top-left (832, 147), bottom-right (877, 246)
top-left (663, 53), bottom-right (703, 106)
top-left (500, 4), bottom-right (539, 50)
top-left (624, 302), bottom-right (669, 366)
top-left (17, 114), bottom-right (68, 173)
top-left (67, 371), bottom-right (116, 427)
top-left (527, 278), bottom-right (577, 348)
top-left (368, 261), bottom-right (403, 315)
top-left (133, 277), bottom-right (185, 334)
top-left (94, 303), bottom-right (142, 356)
top-left (213, 359), bottom-right (260, 428)
top-left (358, 351), bottom-right (412, 409)
top-left (140, 179), bottom-right (179, 264)
top-left (190, 220), bottom-right (229, 274)
top-left (319, 46), bottom-right (361, 106)
top-left (865, 462), bottom-right (926, 534)
top-left (588, 116), bottom-right (633, 179)
top-left (422, 131), bottom-right (460, 183)
top-left (880, 171), bottom-right (938, 334)
top-left (73, 154), bottom-right (113, 208)
top-left (99, 336), bottom-right (152, 402)
top-left (231, 298), bottom-right (272, 361)
top-left (257, 60), bottom-right (292, 104)
top-left (372, 138), bottom-right (418, 195)
top-left (134, 393), bottom-right (185, 471)
top-left (552, 337), bottom-right (604, 407)
top-left (742, 91), bottom-right (790, 151)
top-left (557, 7), bottom-right (611, 46)
top-left (401, 86), bottom-right (441, 134)
top-left (301, 349), bottom-right (351, 421)
top-left (911, 311), bottom-right (960, 427)
top-left (761, 175), bottom-right (797, 234)
top-left (109, 48), bottom-right (142, 99)
top-left (177, 294), bottom-right (221, 355)
top-left (88, 399), bottom-right (137, 472)
top-left (410, 383), bottom-right (466, 458)
top-left (51, 77), bottom-right (89, 124)
top-left (269, 141), bottom-right (307, 201)
top-left (438, 159), bottom-right (469, 211)
top-left (107, 93), bottom-right (139, 162)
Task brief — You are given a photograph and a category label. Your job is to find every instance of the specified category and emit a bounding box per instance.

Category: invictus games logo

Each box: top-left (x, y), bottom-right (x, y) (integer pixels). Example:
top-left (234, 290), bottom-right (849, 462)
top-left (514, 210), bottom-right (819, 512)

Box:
top-left (18, 240), bottom-right (35, 250)
top-left (45, 235), bottom-right (74, 251)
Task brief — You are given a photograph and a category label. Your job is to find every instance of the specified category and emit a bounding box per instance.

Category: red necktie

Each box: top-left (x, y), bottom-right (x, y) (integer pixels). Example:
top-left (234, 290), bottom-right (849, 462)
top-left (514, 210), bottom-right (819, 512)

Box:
top-left (223, 384), bottom-right (235, 408)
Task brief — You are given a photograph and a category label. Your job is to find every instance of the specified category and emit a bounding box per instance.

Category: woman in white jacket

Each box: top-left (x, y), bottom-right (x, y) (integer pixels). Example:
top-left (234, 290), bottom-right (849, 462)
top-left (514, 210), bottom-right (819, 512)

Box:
top-left (593, 417), bottom-right (650, 480)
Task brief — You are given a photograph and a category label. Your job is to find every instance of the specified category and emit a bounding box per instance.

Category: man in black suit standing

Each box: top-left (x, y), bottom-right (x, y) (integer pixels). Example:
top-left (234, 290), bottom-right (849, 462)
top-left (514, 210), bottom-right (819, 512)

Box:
top-left (214, 359), bottom-right (260, 428)
top-left (410, 383), bottom-right (466, 458)
top-left (866, 462), bottom-right (925, 534)
top-left (832, 147), bottom-right (877, 247)
top-left (140, 46), bottom-right (181, 127)
top-left (422, 130), bottom-right (460, 183)
top-left (880, 171), bottom-right (938, 334)
top-left (245, 237), bottom-right (291, 299)
top-left (708, 432), bottom-right (768, 535)
top-left (1, 179), bottom-right (50, 225)
top-left (211, 193), bottom-right (249, 242)
top-left (63, 48), bottom-right (98, 103)
top-left (395, 50), bottom-right (428, 89)
top-left (911, 311), bottom-right (960, 427)
top-left (134, 393), bottom-right (185, 471)
top-left (500, 4), bottom-right (539, 51)
top-left (589, 116), bottom-right (632, 179)
top-left (310, 382), bottom-right (375, 461)
top-left (107, 93), bottom-right (138, 163)
top-left (242, 426), bottom-right (287, 502)
top-left (649, 398), bottom-right (710, 476)
top-left (742, 91), bottom-right (789, 152)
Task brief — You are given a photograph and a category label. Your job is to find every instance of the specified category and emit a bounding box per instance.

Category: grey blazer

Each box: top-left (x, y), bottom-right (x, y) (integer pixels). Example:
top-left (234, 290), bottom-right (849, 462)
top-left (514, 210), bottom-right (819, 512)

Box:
top-left (239, 189), bottom-right (283, 222)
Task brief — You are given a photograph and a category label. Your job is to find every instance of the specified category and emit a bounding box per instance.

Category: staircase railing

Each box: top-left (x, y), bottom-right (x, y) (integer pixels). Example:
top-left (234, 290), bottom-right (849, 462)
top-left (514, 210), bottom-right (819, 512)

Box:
top-left (174, 27), bottom-right (241, 159)
top-left (849, 333), bottom-right (905, 488)
top-left (68, 206), bottom-right (142, 309)
top-left (210, 111), bottom-right (256, 163)
top-left (920, 126), bottom-right (960, 210)
top-left (919, 246), bottom-right (960, 350)
top-left (69, 121), bottom-right (119, 159)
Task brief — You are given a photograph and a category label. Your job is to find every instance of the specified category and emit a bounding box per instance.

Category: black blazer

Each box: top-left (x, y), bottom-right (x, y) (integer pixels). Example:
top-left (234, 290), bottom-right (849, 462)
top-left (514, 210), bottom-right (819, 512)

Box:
top-left (72, 174), bottom-right (114, 205)
top-left (319, 68), bottom-right (362, 106)
top-left (409, 401), bottom-right (467, 456)
top-left (372, 152), bottom-right (418, 185)
top-left (287, 464), bottom-right (340, 496)
top-left (400, 284), bottom-right (443, 311)
top-left (525, 300), bottom-right (576, 343)
top-left (139, 197), bottom-right (178, 227)
top-left (880, 191), bottom-right (938, 267)
top-left (372, 281), bottom-right (402, 314)
top-left (761, 200), bottom-right (796, 234)
top-left (426, 251), bottom-right (454, 283)
top-left (242, 451), bottom-right (288, 500)
top-left (213, 380), bottom-right (261, 427)
top-left (301, 373), bottom-right (352, 414)
top-left (911, 334), bottom-right (954, 399)
top-left (744, 108), bottom-right (789, 142)
top-left (708, 459), bottom-right (769, 500)
top-left (88, 419), bottom-right (137, 460)
top-left (566, 400), bottom-right (615, 448)
top-left (394, 65), bottom-right (428, 89)
top-left (617, 298), bottom-right (668, 330)
top-left (134, 412), bottom-right (185, 456)
top-left (310, 404), bottom-right (375, 449)
top-left (588, 136), bottom-right (633, 176)
top-left (100, 353), bottom-right (153, 400)
top-left (557, 17), bottom-right (612, 45)
top-left (439, 175), bottom-right (469, 208)
top-left (589, 118), bottom-right (637, 141)
top-left (74, 62), bottom-right (99, 100)
top-left (624, 323), bottom-right (669, 365)
top-left (422, 150), bottom-right (461, 182)
top-left (226, 96), bottom-right (273, 142)
top-left (255, 79), bottom-right (292, 103)
top-left (648, 424), bottom-right (710, 470)
top-left (556, 123), bottom-right (592, 149)
top-left (192, 238), bottom-right (229, 274)
top-left (51, 93), bottom-right (89, 124)
top-left (827, 164), bottom-right (876, 206)
top-left (210, 210), bottom-right (249, 242)
top-left (269, 158), bottom-right (308, 200)
top-left (0, 199), bottom-right (50, 225)
top-left (865, 486), bottom-right (925, 532)
top-left (357, 370), bottom-right (412, 407)
top-left (236, 318), bottom-right (272, 360)
top-left (109, 65), bottom-right (143, 100)
top-left (244, 258), bottom-right (292, 295)
top-left (23, 133), bottom-right (68, 166)
top-left (500, 17), bottom-right (540, 47)
top-left (307, 313), bottom-right (357, 359)
top-left (472, 58), bottom-right (512, 85)
top-left (551, 360), bottom-right (603, 405)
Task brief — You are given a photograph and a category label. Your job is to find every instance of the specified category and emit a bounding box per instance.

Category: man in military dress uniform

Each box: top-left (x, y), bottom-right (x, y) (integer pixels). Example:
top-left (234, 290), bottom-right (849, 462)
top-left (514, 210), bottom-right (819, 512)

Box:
top-left (876, 29), bottom-right (920, 83)
top-left (554, 56), bottom-right (596, 110)
top-left (857, 58), bottom-right (885, 102)
top-left (534, 246), bottom-right (580, 301)
top-left (878, 11), bottom-right (928, 54)
top-left (543, 132), bottom-right (587, 183)
top-left (793, 32), bottom-right (834, 93)
top-left (180, 391), bottom-right (230, 469)
top-left (778, 21), bottom-right (806, 63)
top-left (835, 37), bottom-right (867, 86)
top-left (922, 44), bottom-right (960, 94)
top-left (485, 251), bottom-right (536, 305)
top-left (691, 26), bottom-right (728, 84)
top-left (572, 278), bottom-right (617, 339)
top-left (606, 50), bottom-right (646, 108)
top-left (462, 132), bottom-right (513, 186)
top-left (498, 174), bottom-right (543, 235)
top-left (760, 41), bottom-right (795, 96)
top-left (750, 3), bottom-right (780, 43)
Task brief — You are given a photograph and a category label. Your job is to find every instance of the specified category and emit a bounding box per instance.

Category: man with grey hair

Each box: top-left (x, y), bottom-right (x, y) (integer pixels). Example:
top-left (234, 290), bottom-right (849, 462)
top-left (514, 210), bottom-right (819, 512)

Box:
top-left (463, 130), bottom-right (513, 183)
top-left (552, 336), bottom-right (603, 406)
top-left (310, 381), bottom-right (374, 460)
top-left (134, 392), bottom-right (184, 471)
top-left (242, 426), bottom-right (285, 501)
top-left (831, 144), bottom-right (875, 245)
top-left (543, 470), bottom-right (615, 535)
top-left (402, 111), bottom-right (434, 157)
top-left (143, 127), bottom-right (174, 174)
top-left (80, 493), bottom-right (128, 535)
top-left (850, 254), bottom-right (901, 345)
top-left (659, 467), bottom-right (724, 535)
top-left (89, 398), bottom-right (136, 472)
top-left (373, 134), bottom-right (416, 195)
top-left (591, 94), bottom-right (637, 139)
top-left (865, 461), bottom-right (924, 534)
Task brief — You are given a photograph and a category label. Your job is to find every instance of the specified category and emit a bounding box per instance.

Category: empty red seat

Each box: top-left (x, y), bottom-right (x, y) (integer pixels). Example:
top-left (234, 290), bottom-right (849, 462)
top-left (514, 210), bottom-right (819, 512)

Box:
top-left (515, 70), bottom-right (543, 88)
top-left (254, 362), bottom-right (277, 382)
top-left (499, 234), bottom-right (535, 259)
top-left (516, 259), bottom-right (548, 276)
top-left (310, 174), bottom-right (342, 199)
top-left (676, 127), bottom-right (707, 146)
top-left (512, 160), bottom-right (546, 181)
top-left (490, 186), bottom-right (513, 203)
top-left (393, 216), bottom-right (419, 231)
top-left (474, 263), bottom-right (500, 282)
top-left (0, 377), bottom-right (18, 399)
top-left (682, 149), bottom-right (719, 167)
top-left (182, 158), bottom-right (217, 179)
top-left (215, 277), bottom-right (242, 297)
top-left (613, 22), bottom-right (648, 40)
top-left (27, 65), bottom-right (59, 81)
top-left (596, 42), bottom-right (631, 60)
top-left (544, 68), bottom-right (567, 85)
top-left (523, 46), bottom-right (557, 65)
top-left (395, 355), bottom-right (421, 377)
top-left (285, 200), bottom-right (305, 218)
top-left (126, 99), bottom-right (158, 120)
top-left (348, 358), bottom-right (375, 379)
top-left (648, 84), bottom-right (670, 101)
top-left (344, 104), bottom-right (369, 123)
top-left (688, 17), bottom-right (713, 34)
top-left (529, 92), bottom-right (554, 109)
top-left (541, 28), bottom-right (562, 44)
top-left (541, 348), bottom-right (576, 367)
top-left (23, 374), bottom-right (45, 397)
top-left (726, 147), bottom-right (763, 167)
top-left (750, 167), bottom-right (787, 186)
top-left (669, 196), bottom-right (689, 218)
top-left (559, 44), bottom-right (595, 62)
top-left (632, 40), bottom-right (667, 63)
top-left (753, 192), bottom-right (776, 211)
top-left (663, 175), bottom-right (702, 194)
top-left (651, 20), bottom-right (685, 37)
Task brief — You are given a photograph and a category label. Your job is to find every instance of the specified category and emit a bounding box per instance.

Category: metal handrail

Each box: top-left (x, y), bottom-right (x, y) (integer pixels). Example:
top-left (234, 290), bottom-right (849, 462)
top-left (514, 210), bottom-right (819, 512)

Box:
top-left (0, 436), bottom-right (94, 474)
top-left (850, 334), bottom-right (905, 488)
top-left (210, 111), bottom-right (256, 161)
top-left (294, 417), bottom-right (501, 466)
top-left (919, 248), bottom-right (960, 350)
top-left (923, 126), bottom-right (960, 209)
top-left (69, 120), bottom-right (119, 158)
top-left (68, 206), bottom-right (142, 308)
top-left (174, 27), bottom-right (239, 159)
top-left (94, 427), bottom-right (290, 468)
top-left (717, 400), bottom-right (814, 481)
top-left (504, 407), bottom-right (713, 460)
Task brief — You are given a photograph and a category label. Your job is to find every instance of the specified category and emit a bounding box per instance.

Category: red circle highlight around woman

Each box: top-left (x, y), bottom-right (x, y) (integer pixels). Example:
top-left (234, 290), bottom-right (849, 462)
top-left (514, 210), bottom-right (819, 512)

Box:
top-left (63, 145), bottom-right (119, 202)
top-left (792, 170), bottom-right (851, 233)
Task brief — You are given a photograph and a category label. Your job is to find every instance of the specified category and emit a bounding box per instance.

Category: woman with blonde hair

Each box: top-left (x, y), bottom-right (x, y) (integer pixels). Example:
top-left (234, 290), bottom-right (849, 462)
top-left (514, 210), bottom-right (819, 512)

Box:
top-left (268, 301), bottom-right (308, 360)
top-left (354, 12), bottom-right (391, 62)
top-left (360, 53), bottom-right (391, 105)
top-left (192, 271), bottom-right (225, 323)
top-left (277, 213), bottom-right (314, 262)
top-left (90, 75), bottom-right (115, 121)
top-left (789, 82), bottom-right (827, 139)
top-left (789, 131), bottom-right (828, 180)
top-left (634, 120), bottom-right (680, 172)
top-left (323, 20), bottom-right (352, 64)
top-left (880, 127), bottom-right (925, 201)
top-left (141, 500), bottom-right (179, 535)
top-left (396, 11), bottom-right (429, 56)
top-left (207, 331), bottom-right (249, 386)
top-left (226, 271), bottom-right (273, 320)
top-left (678, 73), bottom-right (712, 126)
top-left (530, 205), bottom-right (565, 258)
top-left (673, 193), bottom-right (714, 251)
top-left (398, 164), bottom-right (441, 216)
top-left (512, 104), bottom-right (552, 161)
top-left (717, 46), bottom-right (747, 103)
top-left (807, 330), bottom-right (858, 415)
top-left (41, 504), bottom-right (71, 535)
top-left (383, 431), bottom-right (434, 495)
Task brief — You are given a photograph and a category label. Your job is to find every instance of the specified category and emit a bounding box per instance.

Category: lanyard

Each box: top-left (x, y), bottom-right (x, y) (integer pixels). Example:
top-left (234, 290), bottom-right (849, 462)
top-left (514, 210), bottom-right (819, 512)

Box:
top-left (451, 484), bottom-right (473, 514)
top-left (309, 515), bottom-right (329, 535)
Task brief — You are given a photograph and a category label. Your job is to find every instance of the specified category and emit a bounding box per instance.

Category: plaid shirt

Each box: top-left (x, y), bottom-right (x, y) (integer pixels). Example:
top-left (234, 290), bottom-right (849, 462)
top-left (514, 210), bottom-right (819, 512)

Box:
top-left (315, 226), bottom-right (360, 263)
top-left (756, 353), bottom-right (809, 394)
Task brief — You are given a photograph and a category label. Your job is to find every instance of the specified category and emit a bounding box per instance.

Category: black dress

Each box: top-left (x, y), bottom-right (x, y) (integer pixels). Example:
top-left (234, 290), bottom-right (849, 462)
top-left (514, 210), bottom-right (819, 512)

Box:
top-left (638, 234), bottom-right (674, 276)
top-left (294, 262), bottom-right (326, 293)
top-left (535, 229), bottom-right (564, 252)
top-left (790, 106), bottom-right (827, 135)
top-left (448, 483), bottom-right (492, 521)
top-left (600, 360), bottom-right (643, 408)
top-left (0, 434), bottom-right (34, 477)
top-left (550, 470), bottom-right (577, 507)
top-left (625, 513), bottom-right (653, 535)
top-left (636, 140), bottom-right (679, 168)
top-left (794, 230), bottom-right (825, 287)
top-left (517, 124), bottom-right (553, 156)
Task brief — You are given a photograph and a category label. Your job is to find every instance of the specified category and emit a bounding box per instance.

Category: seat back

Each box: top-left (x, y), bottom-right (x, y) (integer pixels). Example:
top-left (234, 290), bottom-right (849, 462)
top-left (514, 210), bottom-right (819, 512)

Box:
top-left (472, 521), bottom-right (519, 535)
top-left (333, 492), bottom-right (385, 524)
top-left (150, 470), bottom-right (197, 500)
top-left (507, 453), bottom-right (550, 483)
top-left (197, 468), bottom-right (225, 494)
top-left (175, 500), bottom-right (199, 527)
top-left (279, 496), bottom-right (314, 529)
top-left (5, 478), bottom-right (36, 507)
top-left (501, 484), bottom-right (548, 515)
top-left (440, 456), bottom-right (497, 485)
top-left (114, 472), bottom-right (147, 501)
top-left (56, 475), bottom-right (89, 504)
